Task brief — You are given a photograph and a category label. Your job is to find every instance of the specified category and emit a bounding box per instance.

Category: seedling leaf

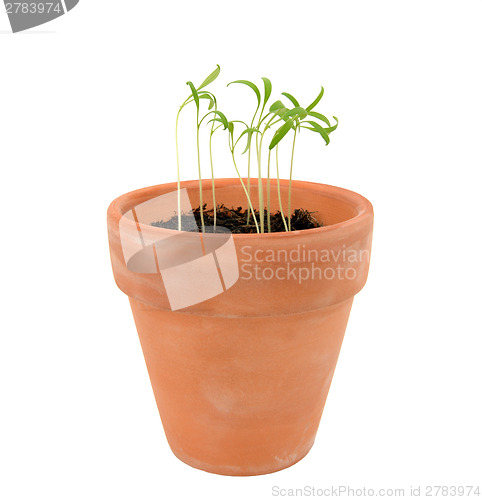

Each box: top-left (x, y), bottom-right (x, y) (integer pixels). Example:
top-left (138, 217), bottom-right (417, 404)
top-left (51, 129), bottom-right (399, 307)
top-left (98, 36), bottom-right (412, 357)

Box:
top-left (307, 111), bottom-right (331, 127)
top-left (230, 119), bottom-right (249, 128)
top-left (209, 110), bottom-right (229, 129)
top-left (281, 92), bottom-right (300, 107)
top-left (199, 94), bottom-right (215, 109)
top-left (306, 86), bottom-right (324, 112)
top-left (186, 81), bottom-right (200, 110)
top-left (202, 109), bottom-right (229, 128)
top-left (228, 121), bottom-right (235, 148)
top-left (325, 116), bottom-right (339, 133)
top-left (303, 120), bottom-right (330, 145)
top-left (281, 106), bottom-right (308, 121)
top-left (269, 119), bottom-right (294, 150)
top-left (197, 65), bottom-right (221, 91)
top-left (261, 77), bottom-right (272, 108)
top-left (237, 127), bottom-right (261, 154)
top-left (228, 80), bottom-right (261, 108)
top-left (269, 100), bottom-right (285, 113)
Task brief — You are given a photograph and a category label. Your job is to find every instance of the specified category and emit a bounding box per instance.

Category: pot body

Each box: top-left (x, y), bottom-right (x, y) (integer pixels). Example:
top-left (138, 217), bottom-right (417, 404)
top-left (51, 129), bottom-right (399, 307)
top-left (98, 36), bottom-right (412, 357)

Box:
top-left (107, 178), bottom-right (373, 475)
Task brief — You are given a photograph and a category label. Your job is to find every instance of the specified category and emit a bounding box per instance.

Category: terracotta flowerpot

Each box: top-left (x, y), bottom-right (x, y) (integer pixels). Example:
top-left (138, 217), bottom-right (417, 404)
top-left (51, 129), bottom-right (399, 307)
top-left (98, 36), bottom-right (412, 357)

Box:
top-left (107, 178), bottom-right (373, 476)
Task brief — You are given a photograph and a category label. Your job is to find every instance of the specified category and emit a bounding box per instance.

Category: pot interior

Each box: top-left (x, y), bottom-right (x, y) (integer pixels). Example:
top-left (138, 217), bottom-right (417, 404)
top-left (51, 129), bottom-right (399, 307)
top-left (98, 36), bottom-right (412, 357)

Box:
top-left (119, 179), bottom-right (362, 229)
top-left (199, 181), bottom-right (360, 227)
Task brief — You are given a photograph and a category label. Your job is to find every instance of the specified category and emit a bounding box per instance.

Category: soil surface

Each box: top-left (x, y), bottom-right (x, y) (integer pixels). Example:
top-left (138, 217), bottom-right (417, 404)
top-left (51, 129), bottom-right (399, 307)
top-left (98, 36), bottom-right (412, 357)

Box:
top-left (151, 205), bottom-right (322, 233)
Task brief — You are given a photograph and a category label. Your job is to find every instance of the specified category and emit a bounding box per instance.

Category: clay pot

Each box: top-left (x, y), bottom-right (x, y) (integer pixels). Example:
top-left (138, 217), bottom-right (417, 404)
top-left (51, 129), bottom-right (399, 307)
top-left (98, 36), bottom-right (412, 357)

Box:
top-left (107, 178), bottom-right (373, 476)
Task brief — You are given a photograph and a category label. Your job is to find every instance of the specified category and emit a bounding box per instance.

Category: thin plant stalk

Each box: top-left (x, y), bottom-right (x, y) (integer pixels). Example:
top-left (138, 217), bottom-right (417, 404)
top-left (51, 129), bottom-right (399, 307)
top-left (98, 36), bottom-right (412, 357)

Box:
top-left (288, 128), bottom-right (297, 231)
top-left (195, 110), bottom-right (205, 233)
top-left (267, 148), bottom-right (271, 233)
top-left (256, 133), bottom-right (265, 233)
top-left (258, 114), bottom-right (277, 232)
top-left (209, 123), bottom-right (216, 230)
top-left (246, 148), bottom-right (251, 225)
top-left (227, 80), bottom-right (260, 226)
top-left (276, 145), bottom-right (289, 232)
top-left (230, 151), bottom-right (260, 233)
top-left (201, 111), bottom-right (226, 232)
top-left (175, 108), bottom-right (182, 231)
top-left (175, 96), bottom-right (192, 231)
top-left (175, 93), bottom-right (199, 231)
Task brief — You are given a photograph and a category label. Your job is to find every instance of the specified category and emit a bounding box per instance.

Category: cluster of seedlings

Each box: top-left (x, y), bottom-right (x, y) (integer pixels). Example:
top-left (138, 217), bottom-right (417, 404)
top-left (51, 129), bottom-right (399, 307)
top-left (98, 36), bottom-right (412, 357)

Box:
top-left (157, 66), bottom-right (338, 234)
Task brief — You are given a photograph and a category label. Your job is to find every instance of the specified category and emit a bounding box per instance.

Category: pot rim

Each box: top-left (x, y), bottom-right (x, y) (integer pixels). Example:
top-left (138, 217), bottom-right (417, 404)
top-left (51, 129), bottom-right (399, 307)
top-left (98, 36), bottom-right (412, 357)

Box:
top-left (107, 178), bottom-right (373, 240)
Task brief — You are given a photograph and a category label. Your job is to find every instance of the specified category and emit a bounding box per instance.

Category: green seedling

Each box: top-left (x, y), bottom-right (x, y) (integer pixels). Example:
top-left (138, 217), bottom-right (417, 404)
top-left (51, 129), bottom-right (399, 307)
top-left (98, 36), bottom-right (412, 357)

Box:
top-left (176, 65), bottom-right (221, 231)
top-left (174, 67), bottom-right (338, 233)
top-left (268, 87), bottom-right (338, 230)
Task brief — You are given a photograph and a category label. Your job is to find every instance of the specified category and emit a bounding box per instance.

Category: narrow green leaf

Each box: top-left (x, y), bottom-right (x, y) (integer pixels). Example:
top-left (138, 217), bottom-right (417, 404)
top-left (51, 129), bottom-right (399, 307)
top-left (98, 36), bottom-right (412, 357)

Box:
top-left (307, 111), bottom-right (331, 127)
top-left (269, 100), bottom-right (285, 113)
top-left (227, 80), bottom-right (261, 108)
top-left (228, 121), bottom-right (235, 149)
top-left (240, 129), bottom-right (254, 154)
top-left (186, 81), bottom-right (199, 110)
top-left (207, 117), bottom-right (224, 126)
top-left (269, 101), bottom-right (288, 120)
top-left (305, 86), bottom-right (324, 112)
top-left (237, 127), bottom-right (261, 154)
top-left (198, 90), bottom-right (216, 100)
top-left (211, 110), bottom-right (229, 129)
top-left (207, 118), bottom-right (229, 131)
top-left (261, 77), bottom-right (272, 108)
top-left (199, 94), bottom-right (215, 109)
top-left (325, 116), bottom-right (339, 133)
top-left (236, 127), bottom-right (255, 140)
top-left (281, 106), bottom-right (308, 121)
top-left (269, 119), bottom-right (294, 150)
top-left (303, 120), bottom-right (330, 145)
top-left (230, 119), bottom-right (249, 128)
top-left (264, 101), bottom-right (287, 128)
top-left (197, 64), bottom-right (221, 90)
top-left (201, 109), bottom-right (228, 128)
top-left (281, 92), bottom-right (300, 107)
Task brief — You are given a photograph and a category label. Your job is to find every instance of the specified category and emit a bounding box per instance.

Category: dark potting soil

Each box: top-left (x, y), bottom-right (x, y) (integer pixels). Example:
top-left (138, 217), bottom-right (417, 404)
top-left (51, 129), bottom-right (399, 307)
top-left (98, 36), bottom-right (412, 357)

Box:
top-left (151, 205), bottom-right (322, 233)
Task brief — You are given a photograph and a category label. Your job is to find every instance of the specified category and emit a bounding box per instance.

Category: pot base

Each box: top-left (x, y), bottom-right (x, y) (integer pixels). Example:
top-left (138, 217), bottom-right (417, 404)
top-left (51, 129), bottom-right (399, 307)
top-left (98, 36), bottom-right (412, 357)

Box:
top-left (169, 440), bottom-right (315, 476)
top-left (129, 296), bottom-right (353, 476)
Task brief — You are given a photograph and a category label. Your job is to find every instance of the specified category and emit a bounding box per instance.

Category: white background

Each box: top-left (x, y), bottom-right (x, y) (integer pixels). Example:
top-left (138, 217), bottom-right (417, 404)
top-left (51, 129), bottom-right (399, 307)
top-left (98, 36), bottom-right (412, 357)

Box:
top-left (1, 1), bottom-right (481, 498)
